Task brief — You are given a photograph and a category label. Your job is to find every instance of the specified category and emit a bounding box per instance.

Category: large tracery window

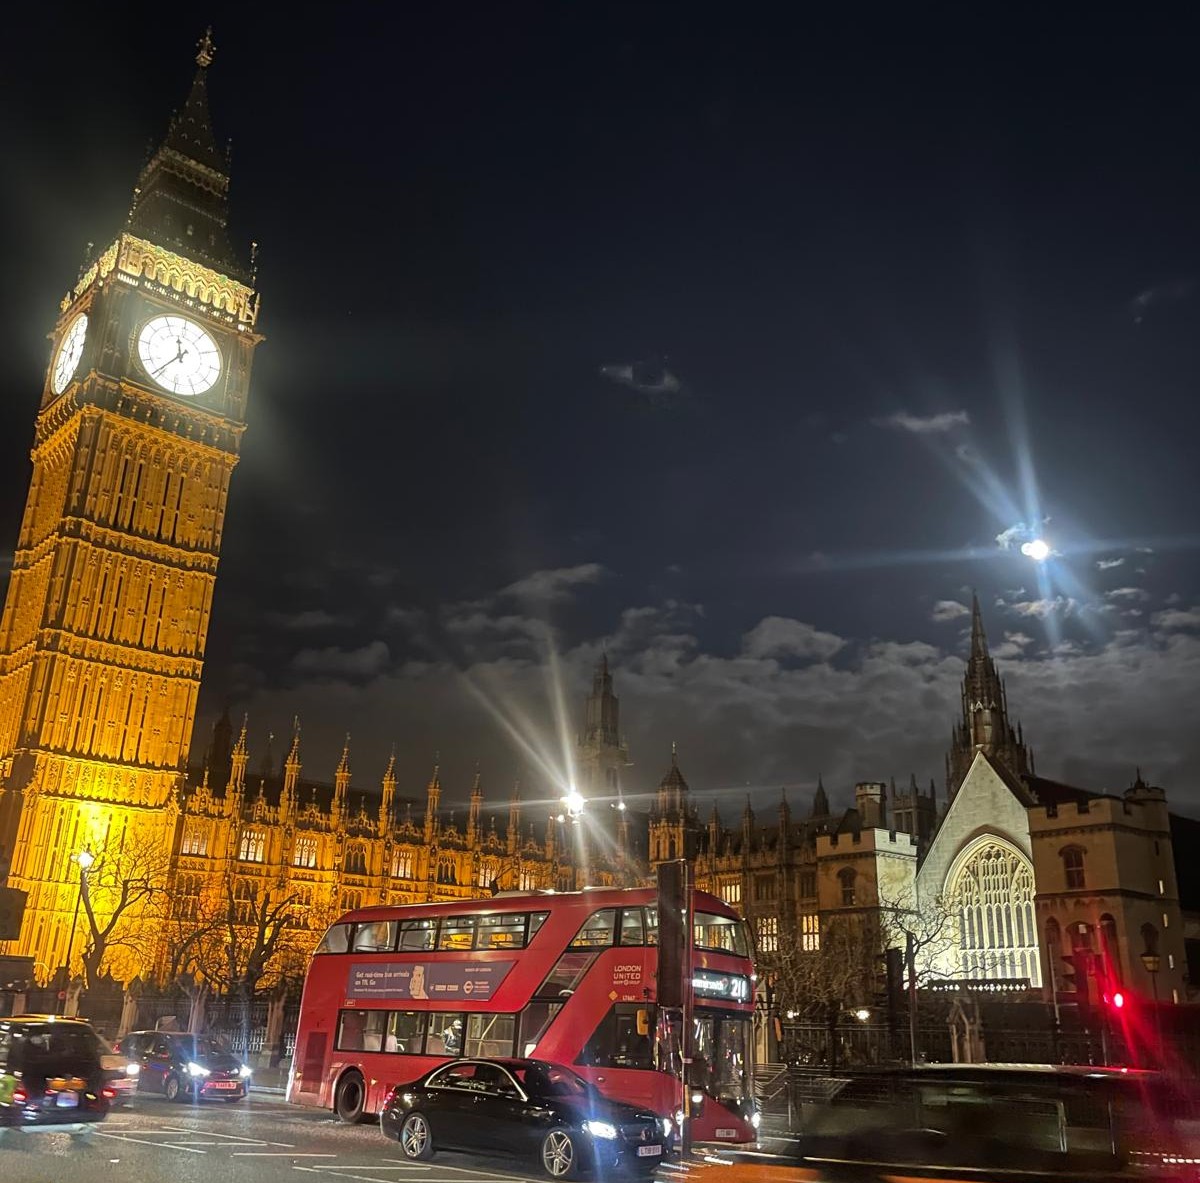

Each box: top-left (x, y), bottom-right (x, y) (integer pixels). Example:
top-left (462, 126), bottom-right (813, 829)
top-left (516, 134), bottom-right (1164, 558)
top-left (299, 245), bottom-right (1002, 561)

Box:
top-left (949, 837), bottom-right (1041, 987)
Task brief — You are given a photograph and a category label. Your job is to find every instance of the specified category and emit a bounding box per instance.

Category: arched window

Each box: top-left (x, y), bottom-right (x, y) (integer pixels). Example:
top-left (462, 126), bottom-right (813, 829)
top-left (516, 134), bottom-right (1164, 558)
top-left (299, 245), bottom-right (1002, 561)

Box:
top-left (344, 844), bottom-right (367, 876)
top-left (392, 849), bottom-right (414, 879)
top-left (1100, 913), bottom-right (1121, 977)
top-left (837, 867), bottom-right (857, 906)
top-left (1061, 846), bottom-right (1086, 890)
top-left (947, 837), bottom-right (1041, 986)
top-left (1141, 922), bottom-right (1160, 957)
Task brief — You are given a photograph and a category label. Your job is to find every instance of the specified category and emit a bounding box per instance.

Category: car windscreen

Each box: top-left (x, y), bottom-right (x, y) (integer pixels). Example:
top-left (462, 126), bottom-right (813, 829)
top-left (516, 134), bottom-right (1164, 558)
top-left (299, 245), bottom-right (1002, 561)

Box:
top-left (170, 1035), bottom-right (231, 1060)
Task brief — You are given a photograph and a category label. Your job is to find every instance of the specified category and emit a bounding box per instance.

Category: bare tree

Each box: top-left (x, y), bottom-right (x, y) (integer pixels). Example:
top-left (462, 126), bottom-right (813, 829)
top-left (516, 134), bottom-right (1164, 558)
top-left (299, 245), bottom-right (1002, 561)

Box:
top-left (77, 834), bottom-right (172, 989)
top-left (196, 877), bottom-right (299, 999)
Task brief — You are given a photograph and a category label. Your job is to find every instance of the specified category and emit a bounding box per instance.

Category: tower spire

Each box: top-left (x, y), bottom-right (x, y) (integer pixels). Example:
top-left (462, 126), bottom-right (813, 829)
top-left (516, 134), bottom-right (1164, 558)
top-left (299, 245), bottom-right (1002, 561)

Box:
top-left (946, 594), bottom-right (1033, 798)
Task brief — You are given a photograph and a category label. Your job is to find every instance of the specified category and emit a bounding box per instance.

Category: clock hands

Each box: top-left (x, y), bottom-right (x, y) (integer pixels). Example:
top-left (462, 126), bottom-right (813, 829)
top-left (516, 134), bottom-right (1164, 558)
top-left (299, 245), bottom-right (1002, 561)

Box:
top-left (151, 338), bottom-right (190, 379)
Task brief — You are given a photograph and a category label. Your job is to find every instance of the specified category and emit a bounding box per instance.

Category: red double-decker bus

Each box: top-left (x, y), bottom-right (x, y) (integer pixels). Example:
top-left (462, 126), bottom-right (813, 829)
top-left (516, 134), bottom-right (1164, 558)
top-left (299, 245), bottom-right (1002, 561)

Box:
top-left (287, 886), bottom-right (759, 1144)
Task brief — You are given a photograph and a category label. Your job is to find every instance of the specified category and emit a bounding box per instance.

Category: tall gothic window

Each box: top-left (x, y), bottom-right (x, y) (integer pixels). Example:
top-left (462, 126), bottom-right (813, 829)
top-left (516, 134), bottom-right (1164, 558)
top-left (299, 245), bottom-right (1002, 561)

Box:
top-left (949, 838), bottom-right (1040, 986)
top-left (837, 867), bottom-right (857, 907)
top-left (800, 912), bottom-right (820, 952)
top-left (756, 916), bottom-right (778, 953)
top-left (344, 844), bottom-right (368, 876)
top-left (392, 849), bottom-right (414, 879)
top-left (293, 835), bottom-right (318, 869)
top-left (182, 821), bottom-right (208, 857)
top-left (238, 828), bottom-right (265, 863)
top-left (719, 878), bottom-right (741, 905)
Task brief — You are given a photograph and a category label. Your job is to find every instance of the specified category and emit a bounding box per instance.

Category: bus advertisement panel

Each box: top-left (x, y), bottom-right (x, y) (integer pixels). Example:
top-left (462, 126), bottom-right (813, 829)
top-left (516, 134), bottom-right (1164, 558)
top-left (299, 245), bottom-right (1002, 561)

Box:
top-left (287, 887), bottom-right (759, 1144)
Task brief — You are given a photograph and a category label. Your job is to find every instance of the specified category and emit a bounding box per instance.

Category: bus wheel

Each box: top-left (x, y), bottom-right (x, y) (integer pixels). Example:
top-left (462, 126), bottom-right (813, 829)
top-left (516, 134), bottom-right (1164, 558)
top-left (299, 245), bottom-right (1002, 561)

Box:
top-left (334, 1071), bottom-right (367, 1123)
top-left (398, 1112), bottom-right (434, 1160)
top-left (541, 1129), bottom-right (580, 1179)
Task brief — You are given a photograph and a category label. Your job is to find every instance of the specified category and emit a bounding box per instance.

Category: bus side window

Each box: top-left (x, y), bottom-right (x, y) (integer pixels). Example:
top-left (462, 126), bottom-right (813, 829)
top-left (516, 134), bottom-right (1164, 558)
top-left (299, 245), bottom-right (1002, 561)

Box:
top-left (353, 920), bottom-right (398, 953)
top-left (398, 920), bottom-right (437, 951)
top-left (317, 923), bottom-right (354, 954)
top-left (644, 907), bottom-right (659, 945)
top-left (528, 911), bottom-right (550, 942)
top-left (619, 908), bottom-right (645, 945)
top-left (578, 1003), bottom-right (655, 1070)
top-left (438, 916), bottom-right (477, 951)
top-left (478, 913), bottom-right (527, 949)
top-left (570, 908), bottom-right (617, 948)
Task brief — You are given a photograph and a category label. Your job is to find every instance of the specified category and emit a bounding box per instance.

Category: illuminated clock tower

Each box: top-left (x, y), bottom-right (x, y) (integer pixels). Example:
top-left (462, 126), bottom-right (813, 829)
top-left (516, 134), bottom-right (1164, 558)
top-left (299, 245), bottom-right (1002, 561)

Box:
top-left (0, 31), bottom-right (261, 976)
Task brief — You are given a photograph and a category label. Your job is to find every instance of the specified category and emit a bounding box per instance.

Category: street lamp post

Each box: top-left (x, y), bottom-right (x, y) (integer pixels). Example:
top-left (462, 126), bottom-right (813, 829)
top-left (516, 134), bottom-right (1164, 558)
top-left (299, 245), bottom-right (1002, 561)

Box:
top-left (1140, 952), bottom-right (1163, 1066)
top-left (61, 849), bottom-right (94, 1015)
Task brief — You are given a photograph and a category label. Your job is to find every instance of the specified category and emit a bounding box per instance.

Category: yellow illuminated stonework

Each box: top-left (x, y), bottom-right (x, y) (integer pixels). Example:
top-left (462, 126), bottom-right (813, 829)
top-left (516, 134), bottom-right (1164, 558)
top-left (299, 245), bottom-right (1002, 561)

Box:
top-left (0, 39), bottom-right (262, 983)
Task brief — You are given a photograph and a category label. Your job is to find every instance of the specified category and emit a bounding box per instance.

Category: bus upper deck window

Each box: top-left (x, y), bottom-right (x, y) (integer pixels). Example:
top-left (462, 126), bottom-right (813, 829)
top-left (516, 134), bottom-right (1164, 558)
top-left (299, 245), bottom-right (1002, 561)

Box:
top-left (398, 920), bottom-right (438, 952)
top-left (353, 920), bottom-right (398, 953)
top-left (439, 916), bottom-right (477, 951)
top-left (570, 908), bottom-right (617, 948)
top-left (316, 923), bottom-right (353, 954)
top-left (478, 913), bottom-right (527, 949)
top-left (619, 908), bottom-right (645, 945)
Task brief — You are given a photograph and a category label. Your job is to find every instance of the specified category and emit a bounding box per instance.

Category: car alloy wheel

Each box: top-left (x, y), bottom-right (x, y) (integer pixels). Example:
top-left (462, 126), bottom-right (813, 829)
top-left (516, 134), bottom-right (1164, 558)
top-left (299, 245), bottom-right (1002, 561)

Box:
top-left (399, 1112), bottom-right (433, 1159)
top-left (164, 1075), bottom-right (183, 1102)
top-left (541, 1129), bottom-right (578, 1179)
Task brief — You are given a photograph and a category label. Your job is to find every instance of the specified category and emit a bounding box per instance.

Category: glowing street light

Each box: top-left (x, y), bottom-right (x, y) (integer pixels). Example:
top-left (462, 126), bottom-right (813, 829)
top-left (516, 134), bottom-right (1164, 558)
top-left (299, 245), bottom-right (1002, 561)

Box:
top-left (62, 849), bottom-right (94, 1014)
top-left (854, 1008), bottom-right (871, 1023)
top-left (562, 787), bottom-right (586, 820)
top-left (1020, 538), bottom-right (1051, 562)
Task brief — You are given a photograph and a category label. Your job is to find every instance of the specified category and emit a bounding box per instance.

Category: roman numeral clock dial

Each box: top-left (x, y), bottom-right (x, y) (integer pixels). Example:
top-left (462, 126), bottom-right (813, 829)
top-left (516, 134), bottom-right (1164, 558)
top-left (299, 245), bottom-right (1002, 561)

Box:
top-left (137, 314), bottom-right (222, 397)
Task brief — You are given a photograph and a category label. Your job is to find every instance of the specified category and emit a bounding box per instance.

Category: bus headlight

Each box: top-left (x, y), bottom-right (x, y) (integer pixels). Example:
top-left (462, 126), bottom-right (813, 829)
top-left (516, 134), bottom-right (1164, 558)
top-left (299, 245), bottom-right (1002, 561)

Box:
top-left (751, 1111), bottom-right (762, 1130)
top-left (583, 1120), bottom-right (618, 1140)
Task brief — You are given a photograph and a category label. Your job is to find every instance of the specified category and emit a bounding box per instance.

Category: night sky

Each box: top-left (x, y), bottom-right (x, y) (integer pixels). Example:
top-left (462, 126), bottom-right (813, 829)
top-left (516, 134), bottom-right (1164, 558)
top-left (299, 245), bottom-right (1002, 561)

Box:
top-left (3, 7), bottom-right (1199, 815)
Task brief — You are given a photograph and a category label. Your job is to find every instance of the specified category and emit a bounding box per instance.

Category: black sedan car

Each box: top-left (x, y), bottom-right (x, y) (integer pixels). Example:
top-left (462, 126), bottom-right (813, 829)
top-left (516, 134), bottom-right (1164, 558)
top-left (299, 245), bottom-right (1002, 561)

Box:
top-left (381, 1058), bottom-right (665, 1178)
top-left (0, 1016), bottom-right (110, 1141)
top-left (116, 1030), bottom-right (251, 1102)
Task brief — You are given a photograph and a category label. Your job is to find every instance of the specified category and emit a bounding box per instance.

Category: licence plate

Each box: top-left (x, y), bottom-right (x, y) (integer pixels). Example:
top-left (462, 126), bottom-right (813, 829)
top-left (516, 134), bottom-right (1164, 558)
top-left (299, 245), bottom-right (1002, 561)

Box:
top-left (55, 1091), bottom-right (79, 1109)
top-left (637, 1145), bottom-right (662, 1157)
top-left (715, 1128), bottom-right (739, 1139)
top-left (209, 1081), bottom-right (239, 1089)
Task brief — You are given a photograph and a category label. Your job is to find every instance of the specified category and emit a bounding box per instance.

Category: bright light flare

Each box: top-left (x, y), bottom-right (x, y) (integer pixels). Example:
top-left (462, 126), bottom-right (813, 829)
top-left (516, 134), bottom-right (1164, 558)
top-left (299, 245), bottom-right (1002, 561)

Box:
top-left (563, 788), bottom-right (585, 818)
top-left (1020, 538), bottom-right (1051, 561)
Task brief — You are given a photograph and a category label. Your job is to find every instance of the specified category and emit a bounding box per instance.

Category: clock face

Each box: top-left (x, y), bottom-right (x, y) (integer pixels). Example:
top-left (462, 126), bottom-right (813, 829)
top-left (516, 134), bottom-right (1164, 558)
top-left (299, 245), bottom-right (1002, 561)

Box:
top-left (51, 313), bottom-right (88, 395)
top-left (137, 314), bottom-right (222, 397)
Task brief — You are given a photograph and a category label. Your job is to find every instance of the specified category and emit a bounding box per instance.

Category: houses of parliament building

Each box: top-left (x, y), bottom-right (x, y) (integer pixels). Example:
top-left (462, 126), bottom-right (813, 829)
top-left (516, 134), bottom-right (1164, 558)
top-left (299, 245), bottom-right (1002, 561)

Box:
top-left (1, 35), bottom-right (1195, 1014)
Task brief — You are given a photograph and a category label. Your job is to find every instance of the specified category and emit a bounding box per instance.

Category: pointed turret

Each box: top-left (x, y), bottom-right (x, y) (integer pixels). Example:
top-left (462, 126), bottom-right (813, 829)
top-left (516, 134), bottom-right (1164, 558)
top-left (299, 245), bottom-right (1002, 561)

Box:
top-left (332, 734), bottom-right (351, 827)
top-left (280, 718), bottom-right (301, 821)
top-left (468, 767), bottom-right (483, 846)
top-left (126, 28), bottom-right (246, 277)
top-left (779, 788), bottom-right (792, 849)
top-left (380, 746), bottom-right (397, 835)
top-left (507, 782), bottom-right (521, 856)
top-left (228, 713), bottom-right (248, 804)
top-left (811, 775), bottom-right (830, 818)
top-left (424, 761), bottom-right (441, 845)
top-left (578, 653), bottom-right (630, 797)
top-left (946, 594), bottom-right (1033, 797)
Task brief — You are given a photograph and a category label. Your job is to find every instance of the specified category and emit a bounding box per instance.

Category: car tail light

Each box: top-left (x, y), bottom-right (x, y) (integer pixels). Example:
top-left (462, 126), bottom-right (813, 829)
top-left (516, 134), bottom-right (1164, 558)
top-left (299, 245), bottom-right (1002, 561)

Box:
top-left (12, 1088), bottom-right (27, 1104)
top-left (102, 1087), bottom-right (117, 1100)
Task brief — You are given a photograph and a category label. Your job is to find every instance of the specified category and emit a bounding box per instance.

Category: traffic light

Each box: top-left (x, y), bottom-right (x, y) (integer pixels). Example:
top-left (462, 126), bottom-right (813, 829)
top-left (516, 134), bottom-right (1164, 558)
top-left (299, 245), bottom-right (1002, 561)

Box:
top-left (656, 860), bottom-right (689, 1009)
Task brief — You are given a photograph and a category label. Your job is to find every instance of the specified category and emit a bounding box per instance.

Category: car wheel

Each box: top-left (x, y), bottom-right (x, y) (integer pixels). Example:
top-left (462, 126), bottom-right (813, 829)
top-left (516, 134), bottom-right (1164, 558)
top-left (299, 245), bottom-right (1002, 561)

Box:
top-left (397, 1111), bottom-right (435, 1160)
top-left (334, 1071), bottom-right (367, 1123)
top-left (163, 1074), bottom-right (184, 1103)
top-left (541, 1128), bottom-right (580, 1179)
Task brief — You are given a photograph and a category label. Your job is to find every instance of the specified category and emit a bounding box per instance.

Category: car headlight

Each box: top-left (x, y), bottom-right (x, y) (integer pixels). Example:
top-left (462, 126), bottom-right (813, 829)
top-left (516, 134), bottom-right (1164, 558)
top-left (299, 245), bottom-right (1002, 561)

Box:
top-left (660, 1117), bottom-right (673, 1136)
top-left (239, 1065), bottom-right (252, 1079)
top-left (186, 1061), bottom-right (210, 1077)
top-left (751, 1111), bottom-right (762, 1129)
top-left (582, 1120), bottom-right (618, 1140)
top-left (125, 1062), bottom-right (140, 1077)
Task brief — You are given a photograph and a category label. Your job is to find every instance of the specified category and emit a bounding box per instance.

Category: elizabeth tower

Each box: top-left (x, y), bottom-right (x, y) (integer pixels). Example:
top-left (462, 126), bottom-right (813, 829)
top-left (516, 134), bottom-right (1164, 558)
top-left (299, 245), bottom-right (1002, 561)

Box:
top-left (0, 32), bottom-right (260, 975)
